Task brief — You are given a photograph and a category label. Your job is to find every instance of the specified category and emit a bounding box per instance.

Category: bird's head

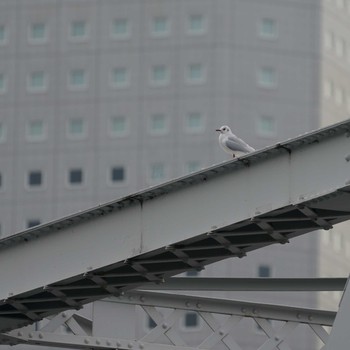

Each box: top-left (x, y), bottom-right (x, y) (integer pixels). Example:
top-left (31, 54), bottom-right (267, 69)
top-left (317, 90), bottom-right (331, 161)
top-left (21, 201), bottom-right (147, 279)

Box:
top-left (215, 125), bottom-right (231, 134)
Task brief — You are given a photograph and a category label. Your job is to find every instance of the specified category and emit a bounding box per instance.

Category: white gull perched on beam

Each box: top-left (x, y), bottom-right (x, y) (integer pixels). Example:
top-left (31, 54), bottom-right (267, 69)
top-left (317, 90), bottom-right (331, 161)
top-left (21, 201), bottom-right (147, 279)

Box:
top-left (216, 125), bottom-right (255, 158)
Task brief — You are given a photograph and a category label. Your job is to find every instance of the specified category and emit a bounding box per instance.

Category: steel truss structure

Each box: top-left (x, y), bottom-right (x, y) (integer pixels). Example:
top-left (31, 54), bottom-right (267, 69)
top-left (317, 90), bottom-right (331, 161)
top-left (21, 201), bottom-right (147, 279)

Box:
top-left (1, 120), bottom-right (350, 348)
top-left (1, 277), bottom-right (346, 350)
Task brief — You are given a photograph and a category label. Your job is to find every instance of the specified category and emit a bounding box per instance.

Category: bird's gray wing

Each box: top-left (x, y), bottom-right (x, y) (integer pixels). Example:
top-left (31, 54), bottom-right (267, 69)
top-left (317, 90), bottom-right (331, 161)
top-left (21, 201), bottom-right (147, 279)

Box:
top-left (225, 135), bottom-right (254, 153)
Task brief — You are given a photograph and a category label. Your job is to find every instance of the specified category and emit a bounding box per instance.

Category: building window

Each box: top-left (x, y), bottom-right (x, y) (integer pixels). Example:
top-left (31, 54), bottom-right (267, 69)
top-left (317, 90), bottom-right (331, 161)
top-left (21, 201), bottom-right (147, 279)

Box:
top-left (258, 264), bottom-right (271, 277)
top-left (110, 166), bottom-right (125, 183)
top-left (188, 14), bottom-right (204, 34)
top-left (110, 116), bottom-right (127, 136)
top-left (69, 69), bottom-right (87, 89)
top-left (27, 219), bottom-right (41, 228)
top-left (151, 65), bottom-right (169, 86)
top-left (27, 120), bottom-right (45, 141)
top-left (28, 170), bottom-right (43, 187)
top-left (70, 20), bottom-right (87, 39)
top-left (333, 232), bottom-right (342, 252)
top-left (325, 30), bottom-right (335, 50)
top-left (29, 23), bottom-right (47, 42)
top-left (335, 87), bottom-right (345, 106)
top-left (0, 122), bottom-right (6, 143)
top-left (335, 37), bottom-right (346, 57)
top-left (186, 270), bottom-right (199, 277)
top-left (186, 112), bottom-right (203, 132)
top-left (150, 114), bottom-right (166, 133)
top-left (69, 168), bottom-right (83, 185)
top-left (187, 63), bottom-right (204, 84)
top-left (324, 79), bottom-right (334, 99)
top-left (186, 161), bottom-right (200, 174)
top-left (111, 67), bottom-right (129, 88)
top-left (0, 73), bottom-right (6, 94)
top-left (112, 18), bottom-right (129, 38)
top-left (258, 67), bottom-right (277, 88)
top-left (0, 25), bottom-right (7, 45)
top-left (67, 118), bottom-right (86, 138)
top-left (150, 163), bottom-right (165, 182)
top-left (256, 115), bottom-right (276, 138)
top-left (152, 17), bottom-right (169, 35)
top-left (259, 18), bottom-right (277, 39)
top-left (184, 312), bottom-right (199, 329)
top-left (28, 71), bottom-right (47, 92)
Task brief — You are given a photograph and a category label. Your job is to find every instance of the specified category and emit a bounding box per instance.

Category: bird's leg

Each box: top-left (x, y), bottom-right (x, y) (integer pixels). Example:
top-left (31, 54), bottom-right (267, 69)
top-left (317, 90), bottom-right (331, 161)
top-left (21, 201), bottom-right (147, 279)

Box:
top-left (232, 154), bottom-right (236, 158)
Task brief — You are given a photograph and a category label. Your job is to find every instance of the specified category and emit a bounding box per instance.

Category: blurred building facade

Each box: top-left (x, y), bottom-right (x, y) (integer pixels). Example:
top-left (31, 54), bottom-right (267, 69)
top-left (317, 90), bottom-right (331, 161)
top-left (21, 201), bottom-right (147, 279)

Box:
top-left (0, 0), bottom-right (349, 349)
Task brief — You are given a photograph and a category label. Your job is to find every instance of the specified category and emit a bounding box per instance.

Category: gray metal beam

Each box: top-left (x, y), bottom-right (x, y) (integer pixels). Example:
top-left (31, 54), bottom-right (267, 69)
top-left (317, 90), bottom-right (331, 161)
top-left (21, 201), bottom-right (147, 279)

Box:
top-left (324, 277), bottom-right (350, 349)
top-left (2, 331), bottom-right (200, 350)
top-left (140, 277), bottom-right (347, 292)
top-left (0, 120), bottom-right (350, 331)
top-left (110, 291), bottom-right (336, 326)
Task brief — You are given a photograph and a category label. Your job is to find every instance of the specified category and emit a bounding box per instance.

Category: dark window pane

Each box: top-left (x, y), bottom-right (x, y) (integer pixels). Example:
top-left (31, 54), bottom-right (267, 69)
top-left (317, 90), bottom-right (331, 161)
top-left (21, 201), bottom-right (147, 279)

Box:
top-left (29, 171), bottom-right (42, 186)
top-left (185, 312), bottom-right (198, 328)
top-left (186, 270), bottom-right (199, 277)
top-left (258, 265), bottom-right (271, 277)
top-left (69, 169), bottom-right (83, 184)
top-left (27, 219), bottom-right (41, 228)
top-left (111, 167), bottom-right (125, 182)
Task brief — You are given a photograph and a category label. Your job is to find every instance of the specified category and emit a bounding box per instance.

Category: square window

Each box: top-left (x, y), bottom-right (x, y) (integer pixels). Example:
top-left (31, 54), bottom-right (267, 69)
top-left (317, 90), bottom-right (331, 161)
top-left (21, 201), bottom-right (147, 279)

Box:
top-left (151, 114), bottom-right (166, 132)
top-left (0, 25), bottom-right (5, 42)
top-left (258, 67), bottom-right (277, 88)
top-left (189, 15), bottom-right (204, 33)
top-left (258, 264), bottom-right (271, 277)
top-left (69, 69), bottom-right (86, 88)
top-left (30, 23), bottom-right (46, 41)
top-left (184, 312), bottom-right (199, 328)
top-left (27, 219), bottom-right (41, 228)
top-left (188, 63), bottom-right (203, 82)
top-left (152, 65), bottom-right (168, 84)
top-left (69, 169), bottom-right (83, 185)
top-left (29, 71), bottom-right (46, 90)
top-left (0, 73), bottom-right (6, 93)
top-left (28, 170), bottom-right (42, 187)
top-left (0, 122), bottom-right (6, 143)
top-left (71, 20), bottom-right (86, 38)
top-left (259, 18), bottom-right (277, 39)
top-left (111, 68), bottom-right (128, 87)
top-left (27, 120), bottom-right (44, 139)
top-left (110, 116), bottom-right (127, 136)
top-left (256, 115), bottom-right (276, 137)
top-left (111, 166), bottom-right (125, 182)
top-left (150, 163), bottom-right (165, 181)
top-left (112, 18), bottom-right (129, 37)
top-left (187, 112), bottom-right (203, 131)
top-left (68, 118), bottom-right (84, 135)
top-left (153, 17), bottom-right (168, 34)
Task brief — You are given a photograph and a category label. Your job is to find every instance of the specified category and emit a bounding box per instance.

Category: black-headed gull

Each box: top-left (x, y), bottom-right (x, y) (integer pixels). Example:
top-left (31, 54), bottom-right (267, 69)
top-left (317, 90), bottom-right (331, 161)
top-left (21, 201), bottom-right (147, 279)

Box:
top-left (216, 125), bottom-right (255, 158)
